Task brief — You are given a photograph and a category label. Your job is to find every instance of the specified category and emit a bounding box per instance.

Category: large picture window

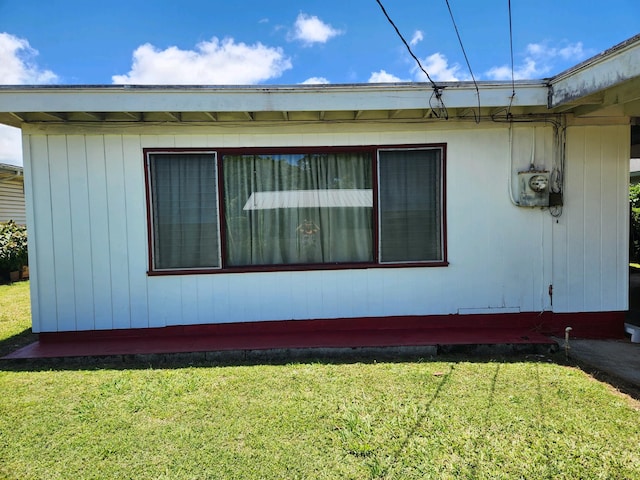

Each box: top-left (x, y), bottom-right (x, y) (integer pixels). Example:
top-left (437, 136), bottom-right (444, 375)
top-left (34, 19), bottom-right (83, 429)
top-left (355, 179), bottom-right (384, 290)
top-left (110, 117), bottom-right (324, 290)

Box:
top-left (145, 145), bottom-right (445, 273)
top-left (223, 152), bottom-right (373, 266)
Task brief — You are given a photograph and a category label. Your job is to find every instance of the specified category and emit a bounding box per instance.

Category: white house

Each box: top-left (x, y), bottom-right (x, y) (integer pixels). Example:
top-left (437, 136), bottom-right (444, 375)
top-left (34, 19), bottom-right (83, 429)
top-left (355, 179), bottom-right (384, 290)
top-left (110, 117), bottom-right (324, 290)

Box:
top-left (0, 35), bottom-right (638, 343)
top-left (0, 163), bottom-right (26, 225)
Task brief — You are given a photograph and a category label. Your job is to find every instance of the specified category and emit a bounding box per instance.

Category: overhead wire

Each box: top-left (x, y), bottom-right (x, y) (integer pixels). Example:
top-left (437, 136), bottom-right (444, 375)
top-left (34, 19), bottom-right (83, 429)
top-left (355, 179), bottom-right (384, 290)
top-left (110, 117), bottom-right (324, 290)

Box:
top-left (506, 0), bottom-right (516, 117)
top-left (444, 0), bottom-right (481, 123)
top-left (374, 0), bottom-right (448, 119)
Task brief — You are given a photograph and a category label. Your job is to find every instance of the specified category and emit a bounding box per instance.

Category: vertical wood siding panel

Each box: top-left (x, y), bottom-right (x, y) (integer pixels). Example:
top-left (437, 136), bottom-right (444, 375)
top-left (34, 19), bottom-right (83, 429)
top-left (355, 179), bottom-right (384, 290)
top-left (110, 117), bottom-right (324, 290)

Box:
top-left (141, 135), bottom-right (162, 149)
top-left (48, 136), bottom-right (76, 331)
top-left (552, 213), bottom-right (569, 312)
top-left (565, 127), bottom-right (586, 311)
top-left (212, 276), bottom-right (231, 323)
top-left (22, 137), bottom-right (42, 331)
top-left (618, 126), bottom-right (631, 309)
top-left (180, 277), bottom-right (199, 325)
top-left (147, 278), bottom-right (182, 327)
top-left (86, 136), bottom-right (113, 330)
top-left (583, 127), bottom-right (604, 311)
top-left (618, 125), bottom-right (630, 310)
top-left (174, 135), bottom-right (194, 148)
top-left (196, 276), bottom-right (216, 324)
top-left (122, 136), bottom-right (149, 328)
top-left (66, 136), bottom-right (95, 330)
top-left (104, 135), bottom-right (131, 329)
top-left (602, 126), bottom-right (621, 310)
top-left (365, 269), bottom-right (386, 317)
top-left (334, 271), bottom-right (360, 318)
top-left (541, 211), bottom-right (554, 311)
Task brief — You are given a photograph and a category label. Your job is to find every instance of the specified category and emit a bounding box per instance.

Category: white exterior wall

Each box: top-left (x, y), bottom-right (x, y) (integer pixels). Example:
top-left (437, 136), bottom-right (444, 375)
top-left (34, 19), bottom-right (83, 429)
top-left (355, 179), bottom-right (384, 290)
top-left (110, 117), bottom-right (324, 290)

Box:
top-left (22, 121), bottom-right (629, 333)
top-left (552, 124), bottom-right (630, 313)
top-left (0, 179), bottom-right (26, 224)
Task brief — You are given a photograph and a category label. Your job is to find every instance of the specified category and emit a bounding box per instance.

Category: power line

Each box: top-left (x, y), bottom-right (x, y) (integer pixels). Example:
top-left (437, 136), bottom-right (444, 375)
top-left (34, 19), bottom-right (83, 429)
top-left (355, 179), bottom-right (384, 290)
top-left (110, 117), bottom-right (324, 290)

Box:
top-left (444, 0), bottom-right (480, 123)
top-left (374, 0), bottom-right (436, 88)
top-left (507, 0), bottom-right (516, 116)
top-left (374, 0), bottom-right (447, 118)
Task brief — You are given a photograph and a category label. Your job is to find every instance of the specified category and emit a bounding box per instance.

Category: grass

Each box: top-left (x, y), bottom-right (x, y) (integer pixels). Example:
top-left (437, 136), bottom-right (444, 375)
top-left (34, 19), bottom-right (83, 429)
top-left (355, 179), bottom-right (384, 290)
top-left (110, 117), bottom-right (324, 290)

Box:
top-left (1, 284), bottom-right (640, 479)
top-left (0, 280), bottom-right (34, 357)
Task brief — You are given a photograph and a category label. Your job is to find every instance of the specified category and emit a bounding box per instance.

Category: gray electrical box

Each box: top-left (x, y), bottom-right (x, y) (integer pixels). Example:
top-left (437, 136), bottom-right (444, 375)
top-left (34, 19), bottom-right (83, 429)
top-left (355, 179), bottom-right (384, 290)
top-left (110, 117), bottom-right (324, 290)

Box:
top-left (518, 170), bottom-right (549, 207)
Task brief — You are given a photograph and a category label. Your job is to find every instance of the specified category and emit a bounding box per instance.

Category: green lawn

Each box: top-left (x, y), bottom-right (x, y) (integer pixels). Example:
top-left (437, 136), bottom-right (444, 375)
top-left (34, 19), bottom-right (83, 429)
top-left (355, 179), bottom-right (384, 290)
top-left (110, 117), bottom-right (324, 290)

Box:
top-left (0, 280), bottom-right (34, 357)
top-left (1, 283), bottom-right (639, 479)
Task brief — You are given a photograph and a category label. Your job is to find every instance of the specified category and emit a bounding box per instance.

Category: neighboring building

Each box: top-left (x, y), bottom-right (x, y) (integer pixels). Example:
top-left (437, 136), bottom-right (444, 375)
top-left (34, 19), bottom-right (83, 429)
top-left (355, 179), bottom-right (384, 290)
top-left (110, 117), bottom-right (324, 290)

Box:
top-left (0, 163), bottom-right (25, 224)
top-left (631, 125), bottom-right (640, 183)
top-left (631, 158), bottom-right (640, 184)
top-left (0, 35), bottom-right (639, 341)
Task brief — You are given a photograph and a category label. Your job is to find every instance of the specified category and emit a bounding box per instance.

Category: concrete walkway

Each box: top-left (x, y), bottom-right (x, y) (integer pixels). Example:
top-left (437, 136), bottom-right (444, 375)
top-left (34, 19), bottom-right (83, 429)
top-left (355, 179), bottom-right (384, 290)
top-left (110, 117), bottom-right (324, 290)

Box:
top-left (562, 338), bottom-right (640, 388)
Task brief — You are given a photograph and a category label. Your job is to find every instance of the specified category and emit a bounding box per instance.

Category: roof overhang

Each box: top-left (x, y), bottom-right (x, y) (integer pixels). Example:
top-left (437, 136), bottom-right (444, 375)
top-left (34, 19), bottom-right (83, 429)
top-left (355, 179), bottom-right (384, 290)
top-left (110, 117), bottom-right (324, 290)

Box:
top-left (548, 34), bottom-right (640, 117)
top-left (0, 82), bottom-right (550, 128)
top-left (0, 163), bottom-right (24, 184)
top-left (0, 35), bottom-right (638, 128)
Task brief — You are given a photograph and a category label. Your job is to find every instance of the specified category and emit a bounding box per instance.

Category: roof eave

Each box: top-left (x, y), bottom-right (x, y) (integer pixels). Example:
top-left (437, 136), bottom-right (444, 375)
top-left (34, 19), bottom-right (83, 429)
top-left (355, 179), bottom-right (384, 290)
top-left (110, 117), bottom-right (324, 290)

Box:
top-left (549, 33), bottom-right (640, 109)
top-left (0, 81), bottom-right (548, 127)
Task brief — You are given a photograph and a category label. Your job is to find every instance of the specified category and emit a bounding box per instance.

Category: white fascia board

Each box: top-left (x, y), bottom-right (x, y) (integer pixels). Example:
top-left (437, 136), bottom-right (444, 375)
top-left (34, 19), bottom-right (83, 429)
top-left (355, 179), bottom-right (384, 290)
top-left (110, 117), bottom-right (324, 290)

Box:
top-left (549, 34), bottom-right (640, 108)
top-left (0, 82), bottom-right (548, 114)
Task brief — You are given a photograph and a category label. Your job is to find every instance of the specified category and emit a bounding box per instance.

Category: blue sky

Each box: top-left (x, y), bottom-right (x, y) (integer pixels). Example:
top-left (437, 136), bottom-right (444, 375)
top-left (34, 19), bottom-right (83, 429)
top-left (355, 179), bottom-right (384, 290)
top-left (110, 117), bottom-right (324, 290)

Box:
top-left (0, 0), bottom-right (638, 163)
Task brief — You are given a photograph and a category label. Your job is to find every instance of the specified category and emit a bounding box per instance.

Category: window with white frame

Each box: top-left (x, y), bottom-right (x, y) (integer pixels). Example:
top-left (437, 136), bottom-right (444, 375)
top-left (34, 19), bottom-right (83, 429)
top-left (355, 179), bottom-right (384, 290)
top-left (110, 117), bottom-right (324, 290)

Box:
top-left (145, 145), bottom-right (445, 273)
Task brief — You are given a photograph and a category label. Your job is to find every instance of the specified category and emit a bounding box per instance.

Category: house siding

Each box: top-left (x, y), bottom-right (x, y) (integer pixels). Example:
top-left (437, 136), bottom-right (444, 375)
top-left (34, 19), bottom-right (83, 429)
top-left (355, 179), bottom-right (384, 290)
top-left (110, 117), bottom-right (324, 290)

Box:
top-left (22, 122), bottom-right (629, 333)
top-left (0, 177), bottom-right (26, 224)
top-left (552, 124), bottom-right (630, 313)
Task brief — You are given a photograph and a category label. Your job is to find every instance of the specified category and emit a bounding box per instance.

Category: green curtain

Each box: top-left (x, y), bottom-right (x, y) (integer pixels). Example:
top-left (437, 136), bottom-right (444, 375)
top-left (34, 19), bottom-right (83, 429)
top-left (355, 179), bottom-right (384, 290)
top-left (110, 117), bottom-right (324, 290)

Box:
top-left (149, 153), bottom-right (220, 269)
top-left (223, 152), bottom-right (373, 266)
top-left (378, 149), bottom-right (442, 262)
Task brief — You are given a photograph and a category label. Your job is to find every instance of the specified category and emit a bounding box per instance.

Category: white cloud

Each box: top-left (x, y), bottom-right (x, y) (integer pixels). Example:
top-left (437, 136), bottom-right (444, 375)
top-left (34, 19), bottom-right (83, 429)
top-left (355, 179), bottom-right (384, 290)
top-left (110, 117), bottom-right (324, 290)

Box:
top-left (486, 41), bottom-right (589, 80)
top-left (112, 37), bottom-right (292, 84)
top-left (0, 32), bottom-right (58, 84)
top-left (290, 13), bottom-right (342, 45)
top-left (409, 30), bottom-right (424, 47)
top-left (413, 53), bottom-right (468, 82)
top-left (0, 33), bottom-right (59, 165)
top-left (0, 125), bottom-right (22, 166)
top-left (368, 70), bottom-right (406, 83)
top-left (301, 77), bottom-right (330, 84)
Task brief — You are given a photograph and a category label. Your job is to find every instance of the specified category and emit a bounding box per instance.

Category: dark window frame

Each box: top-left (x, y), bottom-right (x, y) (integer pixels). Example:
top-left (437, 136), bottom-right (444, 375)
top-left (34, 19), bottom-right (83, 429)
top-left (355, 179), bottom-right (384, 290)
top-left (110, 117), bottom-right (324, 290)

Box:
top-left (144, 144), bottom-right (448, 275)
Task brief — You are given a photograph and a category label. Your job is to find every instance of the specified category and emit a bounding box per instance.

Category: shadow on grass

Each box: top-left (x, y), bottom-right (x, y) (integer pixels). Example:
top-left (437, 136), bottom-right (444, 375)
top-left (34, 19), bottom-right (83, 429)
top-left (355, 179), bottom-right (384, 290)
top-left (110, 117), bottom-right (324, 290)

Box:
top-left (559, 354), bottom-right (640, 404)
top-left (0, 327), bottom-right (37, 359)
top-left (0, 343), bottom-right (561, 372)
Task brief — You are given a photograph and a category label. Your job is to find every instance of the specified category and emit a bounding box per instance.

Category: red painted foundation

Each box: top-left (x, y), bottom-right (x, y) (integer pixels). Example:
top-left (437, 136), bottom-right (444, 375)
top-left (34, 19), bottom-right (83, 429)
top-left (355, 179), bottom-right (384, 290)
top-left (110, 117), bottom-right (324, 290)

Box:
top-left (3, 311), bottom-right (625, 359)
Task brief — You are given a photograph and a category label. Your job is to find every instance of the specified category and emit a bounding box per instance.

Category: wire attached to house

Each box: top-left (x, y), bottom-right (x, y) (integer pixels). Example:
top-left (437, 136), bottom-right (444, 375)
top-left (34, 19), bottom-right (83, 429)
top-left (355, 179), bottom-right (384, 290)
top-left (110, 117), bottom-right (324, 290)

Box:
top-left (444, 0), bottom-right (481, 123)
top-left (374, 0), bottom-right (448, 119)
top-left (506, 0), bottom-right (517, 117)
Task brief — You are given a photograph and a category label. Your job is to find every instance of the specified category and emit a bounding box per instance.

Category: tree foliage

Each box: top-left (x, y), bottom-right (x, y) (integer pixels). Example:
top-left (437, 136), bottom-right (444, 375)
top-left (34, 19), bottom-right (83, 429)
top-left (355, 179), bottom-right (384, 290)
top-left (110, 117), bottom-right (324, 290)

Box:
top-left (0, 221), bottom-right (28, 274)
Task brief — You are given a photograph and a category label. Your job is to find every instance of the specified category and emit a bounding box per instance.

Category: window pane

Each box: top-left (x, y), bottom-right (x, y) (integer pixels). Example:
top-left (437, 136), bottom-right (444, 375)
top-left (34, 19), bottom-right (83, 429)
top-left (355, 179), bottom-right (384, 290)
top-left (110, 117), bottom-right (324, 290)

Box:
top-left (149, 153), bottom-right (220, 269)
top-left (223, 152), bottom-right (373, 266)
top-left (378, 149), bottom-right (442, 263)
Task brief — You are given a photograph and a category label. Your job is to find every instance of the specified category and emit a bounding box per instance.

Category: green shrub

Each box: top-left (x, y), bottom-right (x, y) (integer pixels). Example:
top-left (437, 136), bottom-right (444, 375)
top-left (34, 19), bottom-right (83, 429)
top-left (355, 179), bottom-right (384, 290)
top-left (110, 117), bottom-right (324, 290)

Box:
top-left (630, 183), bottom-right (640, 209)
top-left (0, 221), bottom-right (28, 274)
top-left (632, 210), bottom-right (640, 262)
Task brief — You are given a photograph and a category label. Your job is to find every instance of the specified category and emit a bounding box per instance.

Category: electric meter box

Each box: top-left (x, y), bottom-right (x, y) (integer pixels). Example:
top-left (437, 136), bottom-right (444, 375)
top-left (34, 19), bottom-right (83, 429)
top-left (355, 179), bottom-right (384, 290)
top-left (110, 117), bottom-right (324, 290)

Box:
top-left (518, 170), bottom-right (549, 207)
